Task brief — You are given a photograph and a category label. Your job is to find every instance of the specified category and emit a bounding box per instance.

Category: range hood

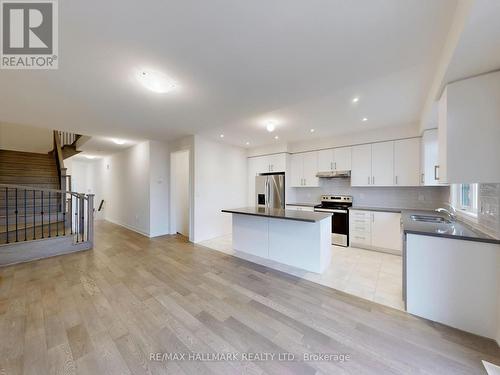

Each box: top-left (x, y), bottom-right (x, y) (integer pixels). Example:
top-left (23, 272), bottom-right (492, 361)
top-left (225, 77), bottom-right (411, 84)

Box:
top-left (316, 170), bottom-right (351, 178)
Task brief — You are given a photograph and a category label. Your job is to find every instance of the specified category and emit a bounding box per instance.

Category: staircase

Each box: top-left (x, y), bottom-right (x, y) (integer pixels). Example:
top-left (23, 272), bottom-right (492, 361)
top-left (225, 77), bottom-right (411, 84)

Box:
top-left (0, 130), bottom-right (94, 266)
top-left (0, 150), bottom-right (60, 189)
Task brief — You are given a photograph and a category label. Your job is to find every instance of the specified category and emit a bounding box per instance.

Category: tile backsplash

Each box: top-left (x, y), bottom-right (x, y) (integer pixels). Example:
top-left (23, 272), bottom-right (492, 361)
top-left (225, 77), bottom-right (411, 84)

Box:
top-left (478, 183), bottom-right (500, 238)
top-left (288, 178), bottom-right (450, 210)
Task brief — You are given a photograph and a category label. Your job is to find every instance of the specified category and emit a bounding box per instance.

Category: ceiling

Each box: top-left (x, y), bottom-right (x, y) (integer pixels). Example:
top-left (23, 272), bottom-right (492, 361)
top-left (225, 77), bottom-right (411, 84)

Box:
top-left (0, 0), bottom-right (459, 149)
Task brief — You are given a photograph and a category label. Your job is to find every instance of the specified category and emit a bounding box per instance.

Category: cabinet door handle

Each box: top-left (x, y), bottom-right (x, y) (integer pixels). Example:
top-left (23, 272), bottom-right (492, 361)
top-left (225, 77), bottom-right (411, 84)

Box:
top-left (368, 176), bottom-right (370, 185)
top-left (434, 165), bottom-right (440, 180)
top-left (395, 175), bottom-right (398, 185)
top-left (372, 213), bottom-right (374, 223)
top-left (421, 173), bottom-right (424, 184)
top-left (372, 176), bottom-right (375, 185)
top-left (304, 178), bottom-right (306, 186)
top-left (334, 162), bottom-right (337, 170)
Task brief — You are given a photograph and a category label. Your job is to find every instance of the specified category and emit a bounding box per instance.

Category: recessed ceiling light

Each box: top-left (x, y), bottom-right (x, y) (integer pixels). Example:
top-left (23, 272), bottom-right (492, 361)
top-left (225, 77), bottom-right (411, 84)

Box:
top-left (352, 97), bottom-right (360, 103)
top-left (274, 135), bottom-right (279, 140)
top-left (136, 69), bottom-right (177, 94)
top-left (219, 134), bottom-right (224, 138)
top-left (245, 141), bottom-right (250, 146)
top-left (266, 122), bottom-right (276, 132)
top-left (310, 128), bottom-right (315, 133)
top-left (362, 117), bottom-right (368, 122)
top-left (112, 139), bottom-right (126, 145)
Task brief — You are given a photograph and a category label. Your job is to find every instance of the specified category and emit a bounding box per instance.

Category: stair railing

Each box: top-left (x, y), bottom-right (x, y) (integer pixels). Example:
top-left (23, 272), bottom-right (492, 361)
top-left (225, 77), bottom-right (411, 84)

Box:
top-left (0, 183), bottom-right (94, 247)
top-left (58, 131), bottom-right (80, 147)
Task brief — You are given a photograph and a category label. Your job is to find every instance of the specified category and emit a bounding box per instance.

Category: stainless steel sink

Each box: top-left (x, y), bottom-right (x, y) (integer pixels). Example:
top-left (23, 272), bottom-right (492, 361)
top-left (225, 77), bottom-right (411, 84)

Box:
top-left (410, 214), bottom-right (451, 224)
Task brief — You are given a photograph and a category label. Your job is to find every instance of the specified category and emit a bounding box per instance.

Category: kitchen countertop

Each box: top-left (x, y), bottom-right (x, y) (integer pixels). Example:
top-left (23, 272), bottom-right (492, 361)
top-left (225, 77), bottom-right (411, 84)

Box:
top-left (222, 207), bottom-right (332, 223)
top-left (349, 206), bottom-right (403, 213)
top-left (401, 209), bottom-right (500, 244)
top-left (286, 202), bottom-right (319, 207)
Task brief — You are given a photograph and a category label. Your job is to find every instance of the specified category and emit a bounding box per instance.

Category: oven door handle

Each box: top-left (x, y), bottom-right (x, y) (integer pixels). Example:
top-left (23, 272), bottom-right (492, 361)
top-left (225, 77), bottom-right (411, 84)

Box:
top-left (314, 209), bottom-right (348, 214)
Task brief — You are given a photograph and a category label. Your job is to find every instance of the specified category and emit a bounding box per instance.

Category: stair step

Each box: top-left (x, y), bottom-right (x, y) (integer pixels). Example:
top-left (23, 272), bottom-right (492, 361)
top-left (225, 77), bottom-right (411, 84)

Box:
top-left (0, 216), bottom-right (65, 233)
top-left (1, 222), bottom-right (71, 243)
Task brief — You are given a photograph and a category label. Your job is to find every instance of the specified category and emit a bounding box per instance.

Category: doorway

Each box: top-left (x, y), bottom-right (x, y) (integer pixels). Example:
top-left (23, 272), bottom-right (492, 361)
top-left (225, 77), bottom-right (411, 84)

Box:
top-left (170, 150), bottom-right (190, 237)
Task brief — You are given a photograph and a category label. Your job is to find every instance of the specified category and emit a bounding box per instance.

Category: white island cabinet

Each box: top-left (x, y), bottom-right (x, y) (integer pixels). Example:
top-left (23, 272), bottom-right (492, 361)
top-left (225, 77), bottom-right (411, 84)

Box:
top-left (223, 208), bottom-right (332, 273)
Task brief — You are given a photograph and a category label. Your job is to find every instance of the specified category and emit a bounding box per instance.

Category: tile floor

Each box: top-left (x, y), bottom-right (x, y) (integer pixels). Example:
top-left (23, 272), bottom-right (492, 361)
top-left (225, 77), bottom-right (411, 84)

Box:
top-left (199, 234), bottom-right (404, 310)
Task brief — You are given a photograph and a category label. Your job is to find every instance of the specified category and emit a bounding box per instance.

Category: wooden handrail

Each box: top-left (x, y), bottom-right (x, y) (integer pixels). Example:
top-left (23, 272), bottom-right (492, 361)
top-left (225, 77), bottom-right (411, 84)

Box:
top-left (53, 130), bottom-right (65, 171)
top-left (0, 183), bottom-right (92, 199)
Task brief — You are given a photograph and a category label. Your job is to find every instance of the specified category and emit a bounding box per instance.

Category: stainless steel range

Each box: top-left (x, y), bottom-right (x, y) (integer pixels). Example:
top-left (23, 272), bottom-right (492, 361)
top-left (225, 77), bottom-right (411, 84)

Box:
top-left (314, 195), bottom-right (352, 246)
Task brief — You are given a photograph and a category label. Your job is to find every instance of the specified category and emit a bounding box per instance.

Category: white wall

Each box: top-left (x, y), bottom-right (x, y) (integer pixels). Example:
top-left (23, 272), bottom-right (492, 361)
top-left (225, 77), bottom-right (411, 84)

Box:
top-left (65, 157), bottom-right (104, 220)
top-left (0, 122), bottom-right (52, 153)
top-left (101, 142), bottom-right (151, 236)
top-left (149, 141), bottom-right (169, 237)
top-left (170, 150), bottom-right (190, 236)
top-left (193, 135), bottom-right (247, 243)
top-left (168, 136), bottom-right (195, 241)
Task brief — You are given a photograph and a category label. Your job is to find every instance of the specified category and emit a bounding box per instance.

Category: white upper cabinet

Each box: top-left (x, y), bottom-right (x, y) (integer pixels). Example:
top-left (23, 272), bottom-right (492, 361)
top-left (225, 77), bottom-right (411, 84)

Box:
top-left (439, 71), bottom-right (500, 183)
top-left (351, 139), bottom-right (420, 187)
top-left (249, 153), bottom-right (287, 174)
top-left (334, 147), bottom-right (352, 171)
top-left (351, 144), bottom-right (372, 186)
top-left (317, 147), bottom-right (352, 172)
top-left (371, 141), bottom-right (394, 186)
top-left (394, 138), bottom-right (420, 186)
top-left (267, 153), bottom-right (286, 173)
top-left (290, 151), bottom-right (319, 187)
top-left (317, 149), bottom-right (334, 172)
top-left (421, 129), bottom-right (440, 186)
top-left (290, 154), bottom-right (303, 187)
top-left (302, 151), bottom-right (319, 187)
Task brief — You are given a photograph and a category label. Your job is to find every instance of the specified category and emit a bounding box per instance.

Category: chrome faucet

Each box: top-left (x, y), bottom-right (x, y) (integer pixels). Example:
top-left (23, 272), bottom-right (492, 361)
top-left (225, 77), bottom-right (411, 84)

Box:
top-left (435, 204), bottom-right (457, 222)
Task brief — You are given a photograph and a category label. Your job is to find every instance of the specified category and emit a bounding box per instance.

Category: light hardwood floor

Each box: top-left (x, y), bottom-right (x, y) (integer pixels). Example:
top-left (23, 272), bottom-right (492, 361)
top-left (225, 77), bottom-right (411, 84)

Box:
top-left (0, 221), bottom-right (498, 375)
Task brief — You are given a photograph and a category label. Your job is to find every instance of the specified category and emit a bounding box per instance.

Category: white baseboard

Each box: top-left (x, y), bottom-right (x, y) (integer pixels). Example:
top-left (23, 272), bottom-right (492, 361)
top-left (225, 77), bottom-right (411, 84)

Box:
top-left (104, 218), bottom-right (150, 237)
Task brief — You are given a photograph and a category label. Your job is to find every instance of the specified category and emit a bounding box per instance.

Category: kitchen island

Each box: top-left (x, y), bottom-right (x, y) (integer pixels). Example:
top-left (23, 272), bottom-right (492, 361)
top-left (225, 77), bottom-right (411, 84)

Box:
top-left (222, 207), bottom-right (332, 273)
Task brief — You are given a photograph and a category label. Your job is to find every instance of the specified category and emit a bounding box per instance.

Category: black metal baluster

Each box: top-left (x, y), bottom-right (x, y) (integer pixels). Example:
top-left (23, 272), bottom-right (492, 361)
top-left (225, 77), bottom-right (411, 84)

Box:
top-left (24, 189), bottom-right (27, 241)
top-left (33, 190), bottom-right (36, 240)
top-left (63, 194), bottom-right (67, 236)
top-left (75, 196), bottom-right (79, 242)
top-left (15, 188), bottom-right (18, 242)
top-left (81, 197), bottom-right (85, 242)
top-left (5, 187), bottom-right (8, 244)
top-left (41, 191), bottom-right (44, 239)
top-left (56, 192), bottom-right (59, 237)
top-left (48, 191), bottom-right (52, 237)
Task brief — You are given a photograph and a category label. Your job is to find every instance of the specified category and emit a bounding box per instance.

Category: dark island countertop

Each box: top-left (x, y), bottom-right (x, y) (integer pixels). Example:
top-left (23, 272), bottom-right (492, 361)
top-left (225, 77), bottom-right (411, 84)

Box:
top-left (401, 209), bottom-right (500, 245)
top-left (222, 207), bottom-right (332, 223)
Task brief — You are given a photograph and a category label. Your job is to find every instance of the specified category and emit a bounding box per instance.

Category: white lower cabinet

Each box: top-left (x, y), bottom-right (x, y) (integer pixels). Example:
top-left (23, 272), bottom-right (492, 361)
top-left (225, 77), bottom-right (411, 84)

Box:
top-left (406, 234), bottom-right (500, 340)
top-left (349, 209), bottom-right (402, 254)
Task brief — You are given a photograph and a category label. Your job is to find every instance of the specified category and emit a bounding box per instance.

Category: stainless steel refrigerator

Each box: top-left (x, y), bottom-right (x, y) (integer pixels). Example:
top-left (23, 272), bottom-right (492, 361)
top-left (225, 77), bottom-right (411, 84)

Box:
top-left (255, 173), bottom-right (285, 209)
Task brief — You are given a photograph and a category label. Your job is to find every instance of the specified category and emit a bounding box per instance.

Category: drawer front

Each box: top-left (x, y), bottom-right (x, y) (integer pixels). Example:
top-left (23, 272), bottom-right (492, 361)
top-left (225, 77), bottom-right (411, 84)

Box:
top-left (350, 210), bottom-right (372, 220)
top-left (350, 231), bottom-right (371, 246)
top-left (350, 221), bottom-right (370, 233)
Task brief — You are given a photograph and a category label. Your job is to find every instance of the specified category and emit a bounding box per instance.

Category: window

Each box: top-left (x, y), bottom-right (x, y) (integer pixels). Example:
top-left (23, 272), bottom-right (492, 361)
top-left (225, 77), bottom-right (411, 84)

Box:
top-left (452, 183), bottom-right (478, 216)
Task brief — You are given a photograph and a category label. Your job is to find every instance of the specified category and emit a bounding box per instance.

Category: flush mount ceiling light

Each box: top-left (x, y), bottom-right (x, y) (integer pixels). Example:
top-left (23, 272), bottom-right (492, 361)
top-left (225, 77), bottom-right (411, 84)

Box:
top-left (245, 141), bottom-right (250, 146)
top-left (112, 139), bottom-right (126, 145)
top-left (362, 117), bottom-right (368, 122)
top-left (219, 134), bottom-right (224, 138)
top-left (136, 69), bottom-right (178, 94)
top-left (85, 155), bottom-right (96, 159)
top-left (310, 128), bottom-right (315, 133)
top-left (274, 135), bottom-right (279, 140)
top-left (352, 97), bottom-right (360, 103)
top-left (266, 122), bottom-right (276, 132)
